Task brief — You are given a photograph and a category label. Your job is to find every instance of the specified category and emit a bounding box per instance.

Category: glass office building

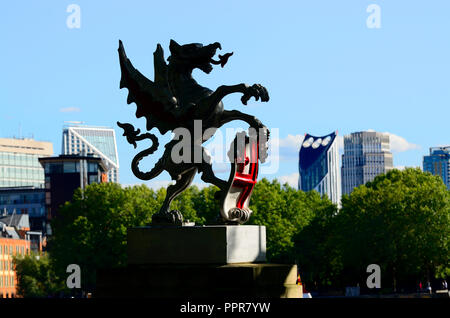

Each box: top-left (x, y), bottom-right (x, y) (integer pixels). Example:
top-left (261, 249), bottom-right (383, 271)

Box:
top-left (341, 131), bottom-right (393, 195)
top-left (0, 138), bottom-right (53, 188)
top-left (0, 187), bottom-right (46, 232)
top-left (423, 146), bottom-right (450, 189)
top-left (298, 132), bottom-right (341, 206)
top-left (39, 154), bottom-right (108, 231)
top-left (62, 125), bottom-right (119, 183)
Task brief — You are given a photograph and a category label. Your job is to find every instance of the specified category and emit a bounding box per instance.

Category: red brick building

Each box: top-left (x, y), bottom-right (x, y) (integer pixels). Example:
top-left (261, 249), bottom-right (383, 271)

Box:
top-left (0, 214), bottom-right (40, 298)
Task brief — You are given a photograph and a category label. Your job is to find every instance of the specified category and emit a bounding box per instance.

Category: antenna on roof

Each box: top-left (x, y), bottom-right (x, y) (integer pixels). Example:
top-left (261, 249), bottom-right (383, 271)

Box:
top-left (9, 208), bottom-right (16, 226)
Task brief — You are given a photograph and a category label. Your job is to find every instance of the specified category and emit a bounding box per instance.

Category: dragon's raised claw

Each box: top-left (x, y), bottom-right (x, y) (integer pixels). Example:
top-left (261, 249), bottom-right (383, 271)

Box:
top-left (241, 84), bottom-right (270, 105)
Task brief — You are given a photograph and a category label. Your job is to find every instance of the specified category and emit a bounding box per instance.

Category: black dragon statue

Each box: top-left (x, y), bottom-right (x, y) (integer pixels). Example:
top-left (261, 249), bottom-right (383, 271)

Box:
top-left (117, 39), bottom-right (270, 225)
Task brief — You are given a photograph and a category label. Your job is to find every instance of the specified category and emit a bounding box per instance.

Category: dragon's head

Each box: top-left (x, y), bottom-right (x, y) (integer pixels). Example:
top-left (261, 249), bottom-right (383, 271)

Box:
top-left (168, 40), bottom-right (233, 74)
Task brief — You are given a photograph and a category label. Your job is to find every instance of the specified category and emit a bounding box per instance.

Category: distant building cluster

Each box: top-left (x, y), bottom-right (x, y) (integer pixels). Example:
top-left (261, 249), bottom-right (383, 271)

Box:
top-left (298, 130), bottom-right (448, 206)
top-left (0, 124), bottom-right (118, 298)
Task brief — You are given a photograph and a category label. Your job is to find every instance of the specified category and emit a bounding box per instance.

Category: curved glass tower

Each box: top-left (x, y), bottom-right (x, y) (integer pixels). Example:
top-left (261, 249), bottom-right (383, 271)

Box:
top-left (298, 132), bottom-right (341, 206)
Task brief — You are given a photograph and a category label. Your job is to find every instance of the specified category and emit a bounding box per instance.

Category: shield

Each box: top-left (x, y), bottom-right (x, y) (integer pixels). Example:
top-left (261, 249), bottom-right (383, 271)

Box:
top-left (221, 131), bottom-right (260, 224)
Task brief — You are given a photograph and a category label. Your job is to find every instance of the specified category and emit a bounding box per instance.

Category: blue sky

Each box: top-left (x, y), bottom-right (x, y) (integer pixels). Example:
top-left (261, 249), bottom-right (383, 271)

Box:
top-left (1, 1), bottom-right (449, 188)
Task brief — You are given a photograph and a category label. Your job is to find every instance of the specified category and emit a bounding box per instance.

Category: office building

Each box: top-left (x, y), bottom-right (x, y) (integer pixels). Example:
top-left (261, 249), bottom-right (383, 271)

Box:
top-left (0, 138), bottom-right (53, 188)
top-left (423, 146), bottom-right (450, 189)
top-left (341, 131), bottom-right (393, 195)
top-left (62, 125), bottom-right (119, 183)
top-left (298, 132), bottom-right (341, 206)
top-left (38, 154), bottom-right (108, 232)
top-left (0, 187), bottom-right (46, 233)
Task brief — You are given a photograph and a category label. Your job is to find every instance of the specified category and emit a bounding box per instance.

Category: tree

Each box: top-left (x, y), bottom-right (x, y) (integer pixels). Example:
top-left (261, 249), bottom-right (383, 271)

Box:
top-left (249, 178), bottom-right (337, 263)
top-left (49, 182), bottom-right (160, 292)
top-left (337, 168), bottom-right (450, 291)
top-left (191, 185), bottom-right (221, 224)
top-left (293, 200), bottom-right (343, 290)
top-left (13, 253), bottom-right (66, 298)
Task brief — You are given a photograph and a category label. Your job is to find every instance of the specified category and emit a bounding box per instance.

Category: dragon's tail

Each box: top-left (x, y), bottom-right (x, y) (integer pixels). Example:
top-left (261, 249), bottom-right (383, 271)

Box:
top-left (130, 132), bottom-right (163, 181)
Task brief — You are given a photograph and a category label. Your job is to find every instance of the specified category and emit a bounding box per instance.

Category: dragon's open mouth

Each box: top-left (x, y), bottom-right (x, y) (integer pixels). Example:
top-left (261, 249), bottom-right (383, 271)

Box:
top-left (210, 52), bottom-right (234, 68)
top-left (207, 42), bottom-right (233, 68)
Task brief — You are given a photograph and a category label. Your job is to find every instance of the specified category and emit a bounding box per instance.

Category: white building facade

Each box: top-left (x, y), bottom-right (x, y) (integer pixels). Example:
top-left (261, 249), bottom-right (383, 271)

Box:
top-left (341, 131), bottom-right (393, 195)
top-left (62, 125), bottom-right (119, 183)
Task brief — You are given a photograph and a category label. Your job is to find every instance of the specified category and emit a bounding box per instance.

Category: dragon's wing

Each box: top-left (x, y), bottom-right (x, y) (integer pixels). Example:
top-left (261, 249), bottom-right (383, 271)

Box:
top-left (118, 40), bottom-right (177, 134)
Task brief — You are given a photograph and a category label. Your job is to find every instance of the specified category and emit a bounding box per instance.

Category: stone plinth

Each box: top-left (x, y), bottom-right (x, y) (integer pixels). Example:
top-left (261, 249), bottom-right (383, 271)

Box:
top-left (127, 225), bottom-right (266, 265)
top-left (96, 263), bottom-right (302, 298)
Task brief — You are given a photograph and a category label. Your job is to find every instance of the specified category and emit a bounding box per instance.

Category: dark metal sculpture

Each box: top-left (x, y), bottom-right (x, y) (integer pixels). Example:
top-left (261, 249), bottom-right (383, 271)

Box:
top-left (117, 40), bottom-right (269, 225)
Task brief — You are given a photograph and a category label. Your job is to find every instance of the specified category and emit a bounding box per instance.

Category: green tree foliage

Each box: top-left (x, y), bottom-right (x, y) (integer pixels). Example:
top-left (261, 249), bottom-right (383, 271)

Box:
top-left (293, 200), bottom-right (342, 289)
top-left (337, 168), bottom-right (450, 289)
top-left (250, 178), bottom-right (337, 263)
top-left (13, 253), bottom-right (66, 298)
top-left (49, 182), bottom-right (160, 291)
top-left (296, 168), bottom-right (450, 291)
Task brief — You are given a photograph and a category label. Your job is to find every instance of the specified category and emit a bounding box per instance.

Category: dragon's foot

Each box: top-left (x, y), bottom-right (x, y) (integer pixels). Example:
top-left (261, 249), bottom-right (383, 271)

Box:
top-left (152, 210), bottom-right (183, 226)
top-left (228, 207), bottom-right (252, 225)
top-left (241, 84), bottom-right (270, 105)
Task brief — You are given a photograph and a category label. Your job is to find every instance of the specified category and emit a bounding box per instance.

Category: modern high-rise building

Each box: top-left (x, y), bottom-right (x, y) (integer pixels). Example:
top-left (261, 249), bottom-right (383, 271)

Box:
top-left (62, 125), bottom-right (119, 183)
top-left (0, 138), bottom-right (53, 188)
top-left (39, 154), bottom-right (109, 225)
top-left (423, 146), bottom-right (450, 190)
top-left (341, 131), bottom-right (393, 195)
top-left (298, 132), bottom-right (341, 206)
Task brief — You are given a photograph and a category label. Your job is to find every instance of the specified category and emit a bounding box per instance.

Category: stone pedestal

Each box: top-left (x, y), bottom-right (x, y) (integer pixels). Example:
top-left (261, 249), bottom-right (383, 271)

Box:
top-left (96, 263), bottom-right (302, 298)
top-left (95, 225), bottom-right (302, 298)
top-left (128, 225), bottom-right (266, 264)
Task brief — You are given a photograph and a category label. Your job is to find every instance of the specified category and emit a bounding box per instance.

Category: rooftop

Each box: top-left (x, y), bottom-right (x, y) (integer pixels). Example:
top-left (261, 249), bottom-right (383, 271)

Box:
top-left (0, 137), bottom-right (53, 156)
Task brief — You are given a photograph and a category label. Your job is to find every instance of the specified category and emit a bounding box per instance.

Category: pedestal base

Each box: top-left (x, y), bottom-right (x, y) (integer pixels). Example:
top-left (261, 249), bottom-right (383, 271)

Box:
top-left (95, 263), bottom-right (302, 298)
top-left (128, 225), bottom-right (266, 264)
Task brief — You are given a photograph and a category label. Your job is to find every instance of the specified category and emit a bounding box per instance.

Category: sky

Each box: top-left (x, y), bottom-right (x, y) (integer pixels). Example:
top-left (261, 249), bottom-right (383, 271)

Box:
top-left (1, 1), bottom-right (449, 188)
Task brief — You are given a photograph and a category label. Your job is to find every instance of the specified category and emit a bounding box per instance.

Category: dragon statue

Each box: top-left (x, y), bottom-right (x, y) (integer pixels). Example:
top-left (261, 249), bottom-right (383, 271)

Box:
top-left (117, 39), bottom-right (270, 225)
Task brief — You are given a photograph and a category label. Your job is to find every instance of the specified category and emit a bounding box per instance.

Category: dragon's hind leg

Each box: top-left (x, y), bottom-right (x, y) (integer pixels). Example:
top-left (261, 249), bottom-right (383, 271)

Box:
top-left (198, 147), bottom-right (227, 190)
top-left (152, 167), bottom-right (197, 225)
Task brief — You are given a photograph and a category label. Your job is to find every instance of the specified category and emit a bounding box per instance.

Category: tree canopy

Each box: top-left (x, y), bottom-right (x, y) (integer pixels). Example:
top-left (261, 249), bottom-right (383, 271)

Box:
top-left (13, 253), bottom-right (66, 298)
top-left (295, 168), bottom-right (450, 291)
